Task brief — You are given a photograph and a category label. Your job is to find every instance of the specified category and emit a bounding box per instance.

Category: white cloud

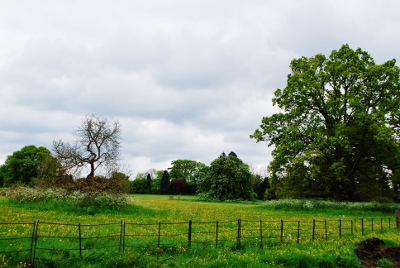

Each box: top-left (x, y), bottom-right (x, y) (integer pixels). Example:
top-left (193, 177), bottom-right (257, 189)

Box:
top-left (1, 0), bottom-right (400, 177)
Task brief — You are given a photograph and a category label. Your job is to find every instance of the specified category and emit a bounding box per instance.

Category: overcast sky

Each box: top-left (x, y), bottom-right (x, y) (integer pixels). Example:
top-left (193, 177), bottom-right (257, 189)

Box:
top-left (1, 1), bottom-right (400, 177)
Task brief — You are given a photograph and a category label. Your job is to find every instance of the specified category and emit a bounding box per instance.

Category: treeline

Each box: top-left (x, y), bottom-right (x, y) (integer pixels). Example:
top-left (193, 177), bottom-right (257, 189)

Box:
top-left (130, 157), bottom-right (270, 201)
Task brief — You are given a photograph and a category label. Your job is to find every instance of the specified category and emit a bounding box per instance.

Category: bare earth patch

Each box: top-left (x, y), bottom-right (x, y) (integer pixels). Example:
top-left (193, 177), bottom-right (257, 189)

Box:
top-left (355, 238), bottom-right (400, 268)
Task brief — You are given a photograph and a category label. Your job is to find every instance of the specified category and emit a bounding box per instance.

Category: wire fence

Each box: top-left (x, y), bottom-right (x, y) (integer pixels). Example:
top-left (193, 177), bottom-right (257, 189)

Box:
top-left (1, 214), bottom-right (399, 266)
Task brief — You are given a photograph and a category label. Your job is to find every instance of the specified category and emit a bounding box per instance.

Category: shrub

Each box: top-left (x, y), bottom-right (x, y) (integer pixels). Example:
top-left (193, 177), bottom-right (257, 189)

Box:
top-left (2, 185), bottom-right (129, 210)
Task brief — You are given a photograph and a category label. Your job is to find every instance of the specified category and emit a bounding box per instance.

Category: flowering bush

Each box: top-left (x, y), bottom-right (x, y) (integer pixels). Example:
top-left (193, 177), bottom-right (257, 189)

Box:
top-left (2, 185), bottom-right (129, 210)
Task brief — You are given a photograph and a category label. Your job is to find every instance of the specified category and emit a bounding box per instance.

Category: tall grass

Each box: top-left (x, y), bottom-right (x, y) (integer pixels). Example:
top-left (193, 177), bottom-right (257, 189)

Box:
top-left (0, 195), bottom-right (399, 267)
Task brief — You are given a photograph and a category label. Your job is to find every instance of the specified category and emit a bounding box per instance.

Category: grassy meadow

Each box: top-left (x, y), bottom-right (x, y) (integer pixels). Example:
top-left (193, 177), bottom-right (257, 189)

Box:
top-left (1, 194), bottom-right (400, 267)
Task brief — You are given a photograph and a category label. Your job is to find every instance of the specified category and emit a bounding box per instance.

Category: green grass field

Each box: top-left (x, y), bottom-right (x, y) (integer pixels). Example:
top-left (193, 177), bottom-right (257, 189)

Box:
top-left (0, 194), bottom-right (400, 267)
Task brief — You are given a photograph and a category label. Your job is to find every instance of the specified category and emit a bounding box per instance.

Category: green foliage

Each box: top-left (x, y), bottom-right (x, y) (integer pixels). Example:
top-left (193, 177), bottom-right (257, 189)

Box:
top-left (198, 152), bottom-right (255, 201)
top-left (2, 185), bottom-right (129, 211)
top-left (159, 170), bottom-right (170, 194)
top-left (131, 177), bottom-right (149, 194)
top-left (1, 145), bottom-right (60, 186)
top-left (376, 258), bottom-right (394, 267)
top-left (252, 44), bottom-right (400, 202)
top-left (259, 199), bottom-right (400, 214)
top-left (169, 159), bottom-right (208, 183)
top-left (251, 175), bottom-right (270, 200)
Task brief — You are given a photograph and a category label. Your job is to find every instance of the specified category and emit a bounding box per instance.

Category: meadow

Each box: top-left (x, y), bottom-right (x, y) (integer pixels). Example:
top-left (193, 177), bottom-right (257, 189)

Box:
top-left (1, 194), bottom-right (400, 267)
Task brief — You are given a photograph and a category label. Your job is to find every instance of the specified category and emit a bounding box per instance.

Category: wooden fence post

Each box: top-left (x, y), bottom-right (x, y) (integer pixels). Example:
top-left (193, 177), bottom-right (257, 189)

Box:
top-left (122, 221), bottom-right (126, 252)
top-left (297, 221), bottom-right (300, 244)
top-left (237, 219), bottom-right (241, 248)
top-left (259, 220), bottom-right (263, 248)
top-left (362, 218), bottom-right (364, 236)
top-left (312, 219), bottom-right (315, 242)
top-left (396, 210), bottom-right (400, 229)
top-left (324, 220), bottom-right (327, 240)
top-left (32, 220), bottom-right (39, 267)
top-left (78, 223), bottom-right (82, 257)
top-left (188, 220), bottom-right (192, 247)
top-left (280, 219), bottom-right (284, 242)
top-left (30, 221), bottom-right (37, 265)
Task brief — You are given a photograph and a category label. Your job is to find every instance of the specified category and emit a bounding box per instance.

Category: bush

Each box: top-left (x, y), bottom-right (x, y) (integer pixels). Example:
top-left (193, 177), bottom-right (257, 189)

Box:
top-left (2, 185), bottom-right (129, 210)
top-left (260, 199), bottom-right (400, 213)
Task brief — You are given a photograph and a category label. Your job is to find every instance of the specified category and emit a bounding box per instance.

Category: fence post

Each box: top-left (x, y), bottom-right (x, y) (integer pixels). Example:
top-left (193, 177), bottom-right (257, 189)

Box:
top-left (188, 220), bottom-right (192, 248)
top-left (215, 221), bottom-right (219, 247)
top-left (312, 219), bottom-right (315, 242)
top-left (29, 221), bottom-right (37, 265)
top-left (396, 210), bottom-right (400, 229)
top-left (259, 220), bottom-right (263, 248)
top-left (123, 221), bottom-right (126, 252)
top-left (339, 218), bottom-right (342, 238)
top-left (280, 219), bottom-right (284, 242)
top-left (297, 221), bottom-right (300, 244)
top-left (380, 218), bottom-right (383, 234)
top-left (237, 219), bottom-right (241, 248)
top-left (32, 220), bottom-right (39, 267)
top-left (158, 222), bottom-right (161, 247)
top-left (362, 218), bottom-right (364, 236)
top-left (324, 220), bottom-right (327, 240)
top-left (78, 223), bottom-right (82, 257)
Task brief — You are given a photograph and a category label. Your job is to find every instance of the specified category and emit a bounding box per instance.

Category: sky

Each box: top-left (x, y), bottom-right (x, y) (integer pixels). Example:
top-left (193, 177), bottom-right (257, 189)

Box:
top-left (1, 1), bottom-right (400, 178)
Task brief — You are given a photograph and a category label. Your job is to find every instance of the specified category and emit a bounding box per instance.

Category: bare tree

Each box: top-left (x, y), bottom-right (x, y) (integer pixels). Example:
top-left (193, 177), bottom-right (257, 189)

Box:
top-left (53, 114), bottom-right (121, 183)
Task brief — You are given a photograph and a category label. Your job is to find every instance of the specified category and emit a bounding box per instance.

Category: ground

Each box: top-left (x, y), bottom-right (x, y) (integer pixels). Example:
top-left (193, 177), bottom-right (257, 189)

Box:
top-left (355, 238), bottom-right (400, 268)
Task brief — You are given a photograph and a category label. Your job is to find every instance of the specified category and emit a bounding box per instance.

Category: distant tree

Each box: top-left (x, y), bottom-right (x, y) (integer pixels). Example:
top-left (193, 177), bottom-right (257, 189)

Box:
top-left (53, 114), bottom-right (121, 184)
top-left (251, 174), bottom-right (270, 200)
top-left (159, 170), bottom-right (170, 194)
top-left (1, 145), bottom-right (59, 186)
top-left (198, 153), bottom-right (255, 201)
top-left (151, 170), bottom-right (164, 193)
top-left (228, 151), bottom-right (238, 158)
top-left (169, 159), bottom-right (208, 192)
top-left (0, 165), bottom-right (6, 187)
top-left (131, 173), bottom-right (149, 194)
top-left (251, 44), bottom-right (400, 201)
top-left (146, 173), bottom-right (152, 192)
top-left (170, 179), bottom-right (188, 195)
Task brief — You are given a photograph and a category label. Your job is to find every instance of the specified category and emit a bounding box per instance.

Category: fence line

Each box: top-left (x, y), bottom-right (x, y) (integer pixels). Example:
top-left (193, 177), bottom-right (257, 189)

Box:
top-left (0, 216), bottom-right (399, 265)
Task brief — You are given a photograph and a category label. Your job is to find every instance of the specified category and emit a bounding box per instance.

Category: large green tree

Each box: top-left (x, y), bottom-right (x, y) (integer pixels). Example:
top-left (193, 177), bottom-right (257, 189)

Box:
top-left (1, 145), bottom-right (59, 186)
top-left (197, 152), bottom-right (254, 201)
top-left (169, 159), bottom-right (207, 183)
top-left (251, 44), bottom-right (400, 202)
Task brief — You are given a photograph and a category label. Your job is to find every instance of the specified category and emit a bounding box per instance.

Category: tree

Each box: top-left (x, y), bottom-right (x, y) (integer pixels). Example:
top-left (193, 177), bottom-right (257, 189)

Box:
top-left (169, 159), bottom-right (207, 183)
top-left (197, 152), bottom-right (254, 201)
top-left (131, 173), bottom-right (149, 194)
top-left (53, 115), bottom-right (121, 184)
top-left (251, 44), bottom-right (400, 202)
top-left (146, 173), bottom-right (152, 192)
top-left (159, 170), bottom-right (170, 194)
top-left (1, 145), bottom-right (58, 186)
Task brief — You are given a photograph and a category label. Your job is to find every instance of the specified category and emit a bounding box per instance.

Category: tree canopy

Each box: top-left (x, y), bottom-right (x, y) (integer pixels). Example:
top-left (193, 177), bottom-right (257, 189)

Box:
top-left (198, 152), bottom-right (254, 201)
top-left (53, 114), bottom-right (121, 183)
top-left (251, 44), bottom-right (400, 202)
top-left (1, 145), bottom-right (58, 186)
top-left (169, 159), bottom-right (207, 182)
